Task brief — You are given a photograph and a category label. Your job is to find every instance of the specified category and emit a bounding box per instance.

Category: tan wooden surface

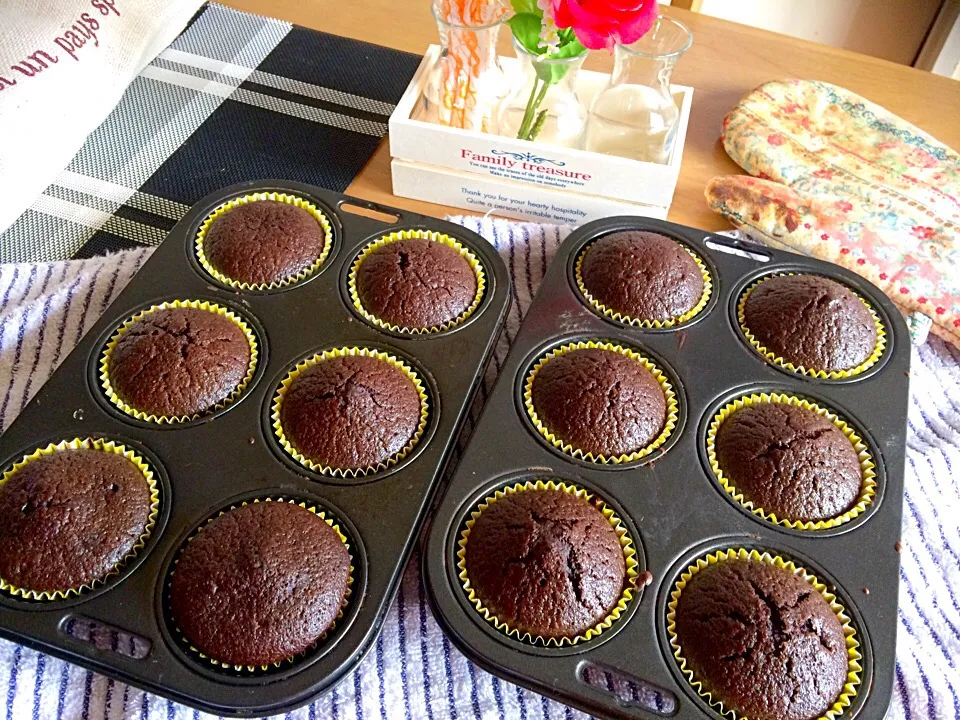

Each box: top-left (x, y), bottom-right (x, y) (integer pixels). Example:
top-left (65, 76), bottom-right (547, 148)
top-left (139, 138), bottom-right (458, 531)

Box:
top-left (223, 0), bottom-right (960, 231)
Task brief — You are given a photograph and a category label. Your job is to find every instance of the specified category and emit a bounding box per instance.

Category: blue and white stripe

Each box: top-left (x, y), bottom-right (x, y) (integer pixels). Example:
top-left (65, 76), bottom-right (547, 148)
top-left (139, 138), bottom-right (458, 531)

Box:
top-left (0, 217), bottom-right (957, 719)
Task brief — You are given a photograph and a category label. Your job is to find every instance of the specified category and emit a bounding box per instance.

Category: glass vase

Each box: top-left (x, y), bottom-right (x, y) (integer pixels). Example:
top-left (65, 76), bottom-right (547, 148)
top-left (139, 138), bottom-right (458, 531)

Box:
top-left (415, 0), bottom-right (508, 132)
top-left (585, 16), bottom-right (692, 163)
top-left (496, 37), bottom-right (588, 148)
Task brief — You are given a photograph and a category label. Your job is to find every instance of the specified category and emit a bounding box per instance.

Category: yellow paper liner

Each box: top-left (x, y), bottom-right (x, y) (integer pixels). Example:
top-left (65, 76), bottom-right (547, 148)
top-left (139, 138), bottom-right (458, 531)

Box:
top-left (348, 229), bottom-right (486, 334)
top-left (524, 340), bottom-right (678, 464)
top-left (575, 242), bottom-right (713, 328)
top-left (169, 497), bottom-right (354, 673)
top-left (457, 479), bottom-right (639, 646)
top-left (0, 438), bottom-right (160, 601)
top-left (707, 393), bottom-right (877, 531)
top-left (195, 192), bottom-right (334, 291)
top-left (271, 347), bottom-right (430, 477)
top-left (100, 300), bottom-right (259, 424)
top-left (666, 547), bottom-right (862, 720)
top-left (738, 273), bottom-right (887, 379)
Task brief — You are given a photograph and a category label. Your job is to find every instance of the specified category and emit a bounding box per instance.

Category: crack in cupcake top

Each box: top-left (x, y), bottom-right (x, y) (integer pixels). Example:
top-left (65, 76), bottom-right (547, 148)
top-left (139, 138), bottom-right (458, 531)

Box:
top-left (531, 348), bottom-right (667, 457)
top-left (742, 275), bottom-right (877, 372)
top-left (203, 200), bottom-right (327, 286)
top-left (579, 231), bottom-right (704, 322)
top-left (356, 238), bottom-right (478, 330)
top-left (0, 449), bottom-right (151, 593)
top-left (107, 307), bottom-right (251, 418)
top-left (169, 501), bottom-right (350, 668)
top-left (278, 354), bottom-right (422, 470)
top-left (674, 558), bottom-right (848, 720)
top-left (716, 402), bottom-right (862, 522)
top-left (464, 489), bottom-right (625, 639)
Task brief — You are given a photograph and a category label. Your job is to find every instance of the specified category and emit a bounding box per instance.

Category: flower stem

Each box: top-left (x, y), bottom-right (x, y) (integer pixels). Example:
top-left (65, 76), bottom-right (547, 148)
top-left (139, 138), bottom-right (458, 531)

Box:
top-left (527, 109), bottom-right (547, 141)
top-left (516, 78), bottom-right (541, 140)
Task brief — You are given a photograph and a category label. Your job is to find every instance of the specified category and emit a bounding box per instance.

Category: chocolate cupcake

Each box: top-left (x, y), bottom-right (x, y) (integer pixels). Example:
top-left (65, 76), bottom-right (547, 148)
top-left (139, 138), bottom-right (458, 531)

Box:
top-left (276, 351), bottom-right (425, 473)
top-left (169, 501), bottom-right (350, 668)
top-left (0, 446), bottom-right (154, 596)
top-left (673, 558), bottom-right (849, 720)
top-left (528, 345), bottom-right (668, 459)
top-left (715, 402), bottom-right (863, 522)
top-left (353, 232), bottom-right (481, 331)
top-left (201, 197), bottom-right (329, 287)
top-left (741, 274), bottom-right (879, 373)
top-left (578, 231), bottom-right (707, 324)
top-left (105, 305), bottom-right (253, 419)
top-left (464, 488), bottom-right (626, 640)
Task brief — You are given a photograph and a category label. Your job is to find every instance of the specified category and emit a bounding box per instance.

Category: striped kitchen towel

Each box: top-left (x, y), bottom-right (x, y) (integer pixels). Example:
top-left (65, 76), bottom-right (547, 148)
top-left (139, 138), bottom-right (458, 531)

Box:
top-left (0, 2), bottom-right (421, 263)
top-left (1, 217), bottom-right (959, 719)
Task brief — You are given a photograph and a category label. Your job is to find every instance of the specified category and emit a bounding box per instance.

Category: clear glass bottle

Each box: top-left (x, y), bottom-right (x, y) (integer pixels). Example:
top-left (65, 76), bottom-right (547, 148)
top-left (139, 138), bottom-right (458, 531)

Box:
top-left (415, 0), bottom-right (508, 133)
top-left (496, 37), bottom-right (588, 148)
top-left (585, 16), bottom-right (692, 164)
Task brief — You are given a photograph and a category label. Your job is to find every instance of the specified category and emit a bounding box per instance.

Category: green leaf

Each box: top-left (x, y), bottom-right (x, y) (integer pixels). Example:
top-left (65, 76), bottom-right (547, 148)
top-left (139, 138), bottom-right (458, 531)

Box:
top-left (510, 0), bottom-right (539, 15)
top-left (506, 13), bottom-right (545, 55)
top-left (533, 38), bottom-right (586, 84)
top-left (548, 38), bottom-right (586, 59)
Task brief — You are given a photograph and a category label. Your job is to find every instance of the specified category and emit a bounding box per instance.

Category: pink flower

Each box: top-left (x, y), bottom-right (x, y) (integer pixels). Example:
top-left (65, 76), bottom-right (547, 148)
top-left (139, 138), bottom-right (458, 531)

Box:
top-left (912, 226), bottom-right (936, 240)
top-left (834, 200), bottom-right (853, 213)
top-left (905, 147), bottom-right (937, 168)
top-left (767, 134), bottom-right (785, 146)
top-left (936, 306), bottom-right (945, 315)
top-left (551, 0), bottom-right (658, 51)
top-left (879, 273), bottom-right (888, 280)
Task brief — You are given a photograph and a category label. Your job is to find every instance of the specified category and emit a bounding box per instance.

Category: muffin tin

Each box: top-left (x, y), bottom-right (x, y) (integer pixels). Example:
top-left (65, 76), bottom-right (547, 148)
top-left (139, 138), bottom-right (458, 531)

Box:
top-left (424, 217), bottom-right (909, 720)
top-left (0, 181), bottom-right (511, 715)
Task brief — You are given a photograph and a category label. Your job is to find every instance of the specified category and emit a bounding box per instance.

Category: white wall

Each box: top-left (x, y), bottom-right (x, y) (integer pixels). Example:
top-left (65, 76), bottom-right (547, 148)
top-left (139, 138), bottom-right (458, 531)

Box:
top-left (695, 0), bottom-right (942, 66)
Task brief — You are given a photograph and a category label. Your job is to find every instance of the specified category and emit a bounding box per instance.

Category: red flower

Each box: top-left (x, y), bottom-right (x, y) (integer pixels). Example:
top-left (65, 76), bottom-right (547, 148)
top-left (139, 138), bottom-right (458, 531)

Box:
top-left (820, 233), bottom-right (829, 241)
top-left (757, 171), bottom-right (773, 180)
top-left (803, 223), bottom-right (811, 229)
top-left (552, 0), bottom-right (658, 51)
top-left (912, 226), bottom-right (936, 240)
top-left (879, 273), bottom-right (888, 280)
top-left (834, 200), bottom-right (853, 213)
top-left (917, 296), bottom-right (928, 304)
top-left (813, 169), bottom-right (834, 180)
top-left (857, 258), bottom-right (866, 265)
top-left (900, 287), bottom-right (909, 294)
top-left (767, 134), bottom-right (785, 146)
top-left (936, 307), bottom-right (946, 315)
top-left (954, 319), bottom-right (960, 327)
top-left (840, 248), bottom-right (850, 255)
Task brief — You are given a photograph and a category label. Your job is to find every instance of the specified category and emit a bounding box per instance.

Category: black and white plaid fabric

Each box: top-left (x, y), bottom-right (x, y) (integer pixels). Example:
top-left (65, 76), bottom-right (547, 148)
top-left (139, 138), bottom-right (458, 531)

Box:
top-left (0, 2), bottom-right (421, 263)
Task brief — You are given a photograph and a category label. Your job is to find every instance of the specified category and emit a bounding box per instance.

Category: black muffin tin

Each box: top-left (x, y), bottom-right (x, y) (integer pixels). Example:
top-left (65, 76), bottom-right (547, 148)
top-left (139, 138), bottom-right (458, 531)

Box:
top-left (0, 181), bottom-right (510, 716)
top-left (424, 217), bottom-right (909, 720)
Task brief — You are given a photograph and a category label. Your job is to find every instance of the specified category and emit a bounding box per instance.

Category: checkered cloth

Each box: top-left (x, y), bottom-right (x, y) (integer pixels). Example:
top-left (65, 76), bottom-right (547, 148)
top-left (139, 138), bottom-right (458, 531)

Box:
top-left (0, 2), bottom-right (420, 263)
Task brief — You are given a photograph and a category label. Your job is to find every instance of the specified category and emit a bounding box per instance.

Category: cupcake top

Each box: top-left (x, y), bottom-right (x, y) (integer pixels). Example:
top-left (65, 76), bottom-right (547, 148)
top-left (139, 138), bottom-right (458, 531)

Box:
top-left (579, 231), bottom-right (704, 322)
top-left (464, 489), bottom-right (625, 639)
top-left (0, 448), bottom-right (152, 594)
top-left (203, 200), bottom-right (327, 286)
top-left (715, 402), bottom-right (862, 522)
top-left (169, 501), bottom-right (350, 668)
top-left (279, 354), bottom-right (422, 471)
top-left (742, 275), bottom-right (878, 372)
top-left (531, 348), bottom-right (666, 457)
top-left (107, 307), bottom-right (251, 418)
top-left (674, 559), bottom-right (848, 720)
top-left (355, 237), bottom-right (478, 330)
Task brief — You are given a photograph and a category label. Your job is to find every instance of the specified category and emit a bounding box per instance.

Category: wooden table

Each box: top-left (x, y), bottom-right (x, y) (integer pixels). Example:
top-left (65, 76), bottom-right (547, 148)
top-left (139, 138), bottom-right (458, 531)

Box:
top-left (223, 0), bottom-right (960, 231)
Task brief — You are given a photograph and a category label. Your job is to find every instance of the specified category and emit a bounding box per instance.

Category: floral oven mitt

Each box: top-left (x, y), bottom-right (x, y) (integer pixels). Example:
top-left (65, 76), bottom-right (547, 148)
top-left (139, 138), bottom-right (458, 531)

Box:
top-left (706, 79), bottom-right (960, 345)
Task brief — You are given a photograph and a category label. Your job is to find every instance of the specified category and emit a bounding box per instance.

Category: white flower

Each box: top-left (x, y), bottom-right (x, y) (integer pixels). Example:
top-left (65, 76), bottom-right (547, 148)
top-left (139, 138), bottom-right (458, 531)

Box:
top-left (537, 0), bottom-right (560, 52)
